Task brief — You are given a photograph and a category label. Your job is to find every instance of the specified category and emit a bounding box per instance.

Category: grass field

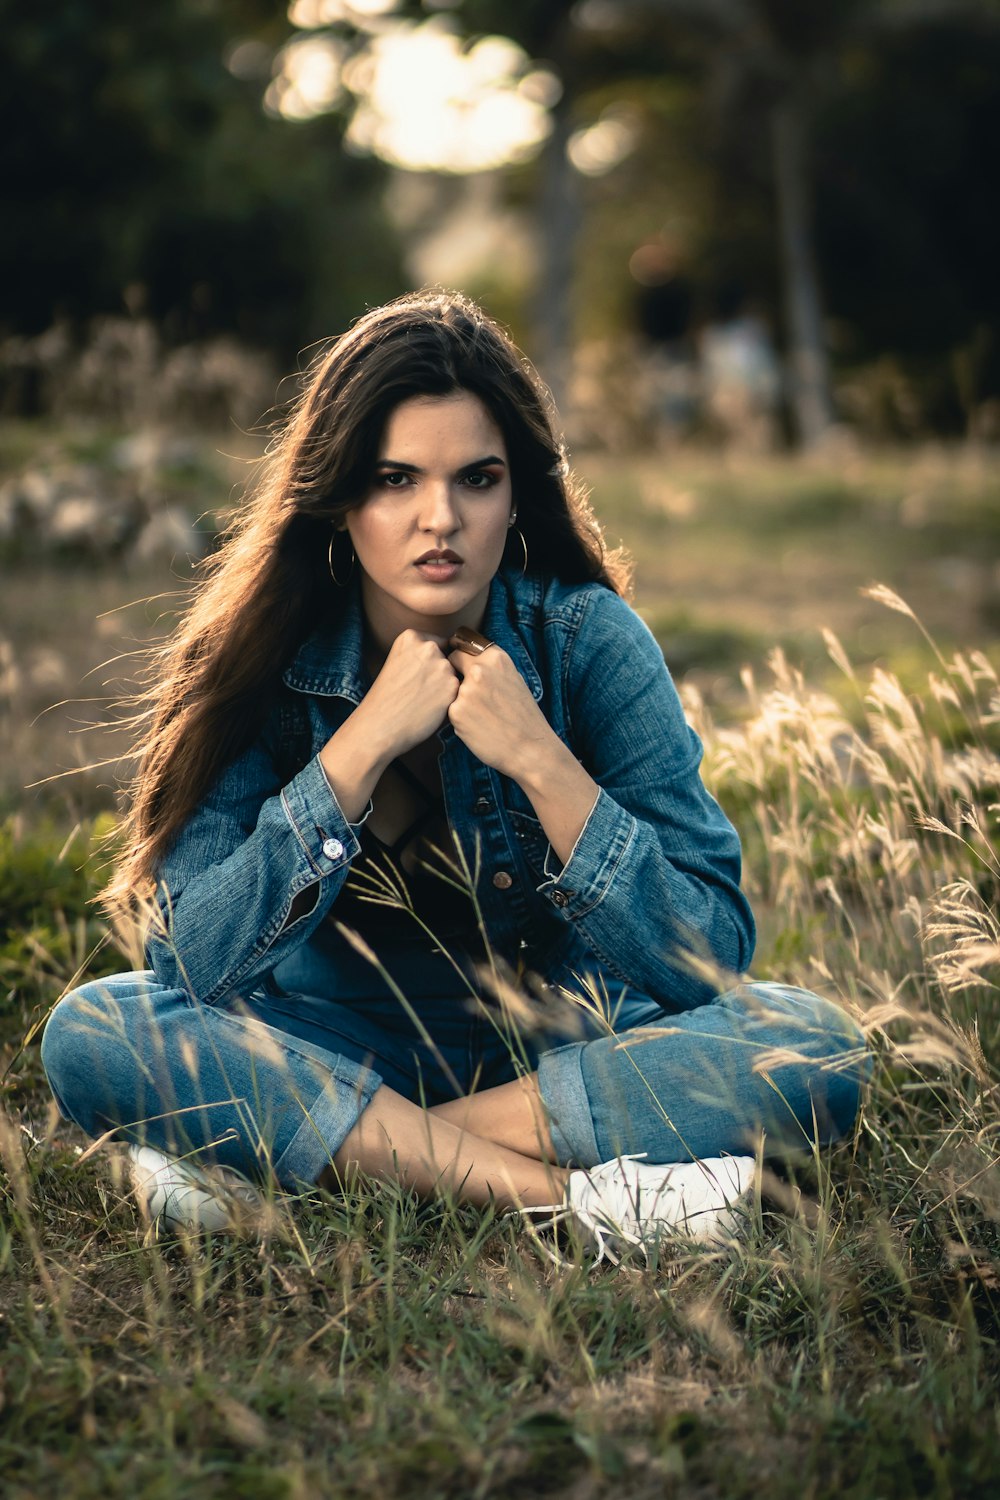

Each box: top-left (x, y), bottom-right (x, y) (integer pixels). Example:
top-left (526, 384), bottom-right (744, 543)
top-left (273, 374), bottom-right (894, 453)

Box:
top-left (2, 427), bottom-right (999, 1497)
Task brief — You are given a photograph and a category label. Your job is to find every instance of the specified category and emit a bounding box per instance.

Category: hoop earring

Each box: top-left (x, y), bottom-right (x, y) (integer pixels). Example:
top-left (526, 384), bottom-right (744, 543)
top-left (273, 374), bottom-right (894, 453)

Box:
top-left (508, 524), bottom-right (528, 578)
top-left (328, 529), bottom-right (355, 587)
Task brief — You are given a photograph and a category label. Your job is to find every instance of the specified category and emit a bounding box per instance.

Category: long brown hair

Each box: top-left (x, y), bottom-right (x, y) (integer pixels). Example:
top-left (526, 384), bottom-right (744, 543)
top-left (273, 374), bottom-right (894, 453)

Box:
top-left (107, 289), bottom-right (631, 908)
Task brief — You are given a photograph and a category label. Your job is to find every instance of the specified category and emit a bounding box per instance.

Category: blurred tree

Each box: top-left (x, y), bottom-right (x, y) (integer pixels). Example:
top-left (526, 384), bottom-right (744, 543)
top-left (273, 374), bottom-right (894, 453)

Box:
top-left (583, 0), bottom-right (1000, 444)
top-left (814, 19), bottom-right (1000, 433)
top-left (275, 0), bottom-right (637, 406)
top-left (448, 1), bottom-right (580, 404)
top-left (332, 0), bottom-right (1000, 444)
top-left (0, 0), bottom-right (401, 358)
top-left (18, 1), bottom-right (996, 435)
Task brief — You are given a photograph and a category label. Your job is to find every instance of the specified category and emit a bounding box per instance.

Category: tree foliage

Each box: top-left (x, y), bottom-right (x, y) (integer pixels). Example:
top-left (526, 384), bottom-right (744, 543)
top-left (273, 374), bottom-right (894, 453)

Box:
top-left (1, 0), bottom-right (401, 354)
top-left (5, 0), bottom-right (999, 429)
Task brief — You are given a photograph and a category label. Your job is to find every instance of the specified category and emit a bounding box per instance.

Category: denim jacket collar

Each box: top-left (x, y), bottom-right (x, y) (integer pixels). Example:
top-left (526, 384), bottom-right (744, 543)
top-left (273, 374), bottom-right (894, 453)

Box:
top-left (282, 566), bottom-right (544, 704)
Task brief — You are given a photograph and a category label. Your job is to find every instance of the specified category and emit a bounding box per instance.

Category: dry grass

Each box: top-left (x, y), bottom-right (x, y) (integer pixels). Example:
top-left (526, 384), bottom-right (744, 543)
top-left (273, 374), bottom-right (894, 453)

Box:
top-left (2, 436), bottom-right (1000, 1496)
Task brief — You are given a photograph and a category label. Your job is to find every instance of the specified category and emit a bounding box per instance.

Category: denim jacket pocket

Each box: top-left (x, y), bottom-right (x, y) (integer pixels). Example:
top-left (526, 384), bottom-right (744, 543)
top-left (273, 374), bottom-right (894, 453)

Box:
top-left (507, 808), bottom-right (548, 881)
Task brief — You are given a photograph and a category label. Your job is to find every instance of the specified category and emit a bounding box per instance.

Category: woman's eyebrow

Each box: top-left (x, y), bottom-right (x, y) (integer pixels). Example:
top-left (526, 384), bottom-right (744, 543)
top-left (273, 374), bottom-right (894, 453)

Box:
top-left (374, 454), bottom-right (507, 473)
top-left (457, 454), bottom-right (506, 474)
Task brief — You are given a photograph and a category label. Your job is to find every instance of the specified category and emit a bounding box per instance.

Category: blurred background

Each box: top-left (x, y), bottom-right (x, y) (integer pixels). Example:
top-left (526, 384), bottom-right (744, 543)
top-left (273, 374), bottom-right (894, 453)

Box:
top-left (1, 0), bottom-right (999, 818)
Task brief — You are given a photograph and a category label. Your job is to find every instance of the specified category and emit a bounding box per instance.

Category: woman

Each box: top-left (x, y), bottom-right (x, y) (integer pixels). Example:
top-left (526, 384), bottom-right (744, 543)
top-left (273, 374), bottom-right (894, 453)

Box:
top-left (41, 291), bottom-right (868, 1264)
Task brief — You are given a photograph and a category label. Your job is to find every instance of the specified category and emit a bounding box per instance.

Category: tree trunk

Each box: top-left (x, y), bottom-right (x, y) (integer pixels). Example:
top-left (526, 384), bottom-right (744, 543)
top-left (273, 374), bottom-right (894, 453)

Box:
top-left (532, 17), bottom-right (580, 417)
top-left (770, 91), bottom-right (834, 447)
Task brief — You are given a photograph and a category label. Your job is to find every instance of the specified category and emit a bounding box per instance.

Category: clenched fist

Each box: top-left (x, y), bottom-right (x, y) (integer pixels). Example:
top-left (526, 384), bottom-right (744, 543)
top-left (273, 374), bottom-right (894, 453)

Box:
top-left (363, 629), bottom-right (459, 762)
top-left (447, 642), bottom-right (553, 781)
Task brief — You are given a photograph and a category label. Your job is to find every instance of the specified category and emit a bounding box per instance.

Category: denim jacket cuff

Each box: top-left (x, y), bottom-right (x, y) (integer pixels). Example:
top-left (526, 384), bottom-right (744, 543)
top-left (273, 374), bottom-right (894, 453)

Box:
top-left (280, 754), bottom-right (363, 881)
top-left (317, 756), bottom-right (373, 830)
top-left (538, 788), bottom-right (634, 916)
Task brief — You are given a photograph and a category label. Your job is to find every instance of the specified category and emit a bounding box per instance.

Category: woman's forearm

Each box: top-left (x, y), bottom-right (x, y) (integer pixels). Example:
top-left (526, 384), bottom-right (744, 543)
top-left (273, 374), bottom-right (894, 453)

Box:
top-left (318, 704), bottom-right (393, 824)
top-left (510, 731), bottom-right (601, 867)
top-left (319, 629), bottom-right (463, 819)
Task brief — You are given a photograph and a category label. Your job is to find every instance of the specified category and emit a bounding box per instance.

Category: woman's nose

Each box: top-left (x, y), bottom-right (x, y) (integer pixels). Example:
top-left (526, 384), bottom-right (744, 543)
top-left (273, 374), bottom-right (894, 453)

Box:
top-left (419, 481), bottom-right (459, 534)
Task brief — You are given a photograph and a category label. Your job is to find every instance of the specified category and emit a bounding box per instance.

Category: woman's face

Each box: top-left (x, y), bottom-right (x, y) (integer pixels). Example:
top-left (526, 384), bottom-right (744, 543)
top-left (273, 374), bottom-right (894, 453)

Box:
top-left (344, 390), bottom-right (514, 650)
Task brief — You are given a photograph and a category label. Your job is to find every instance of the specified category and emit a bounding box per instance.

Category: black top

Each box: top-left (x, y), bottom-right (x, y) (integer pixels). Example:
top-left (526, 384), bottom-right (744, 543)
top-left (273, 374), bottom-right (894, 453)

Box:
top-left (329, 758), bottom-right (483, 961)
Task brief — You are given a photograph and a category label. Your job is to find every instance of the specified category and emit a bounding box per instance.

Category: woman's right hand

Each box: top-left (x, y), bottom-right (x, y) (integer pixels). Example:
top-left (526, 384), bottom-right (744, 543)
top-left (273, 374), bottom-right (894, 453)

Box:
top-left (360, 630), bottom-right (460, 759)
top-left (318, 631), bottom-right (458, 821)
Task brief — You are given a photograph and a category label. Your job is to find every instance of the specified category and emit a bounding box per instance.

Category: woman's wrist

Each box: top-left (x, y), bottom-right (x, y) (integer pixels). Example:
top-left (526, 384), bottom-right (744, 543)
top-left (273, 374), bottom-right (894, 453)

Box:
top-left (319, 708), bottom-right (393, 823)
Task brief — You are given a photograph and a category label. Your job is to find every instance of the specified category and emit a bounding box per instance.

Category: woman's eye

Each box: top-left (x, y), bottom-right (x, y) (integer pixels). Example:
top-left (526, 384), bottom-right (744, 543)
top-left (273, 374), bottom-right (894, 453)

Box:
top-left (463, 470), bottom-right (497, 490)
top-left (380, 472), bottom-right (411, 489)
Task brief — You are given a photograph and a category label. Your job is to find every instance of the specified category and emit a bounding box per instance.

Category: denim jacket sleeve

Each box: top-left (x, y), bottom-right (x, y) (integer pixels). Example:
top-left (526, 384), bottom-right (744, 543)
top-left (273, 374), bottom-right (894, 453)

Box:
top-left (537, 586), bottom-right (755, 1008)
top-left (146, 703), bottom-right (363, 1006)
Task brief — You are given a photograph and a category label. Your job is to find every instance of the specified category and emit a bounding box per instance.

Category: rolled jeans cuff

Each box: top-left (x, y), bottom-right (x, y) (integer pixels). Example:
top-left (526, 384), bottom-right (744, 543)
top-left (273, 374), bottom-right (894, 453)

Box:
top-left (537, 1040), bottom-right (600, 1167)
top-left (273, 1055), bottom-right (383, 1187)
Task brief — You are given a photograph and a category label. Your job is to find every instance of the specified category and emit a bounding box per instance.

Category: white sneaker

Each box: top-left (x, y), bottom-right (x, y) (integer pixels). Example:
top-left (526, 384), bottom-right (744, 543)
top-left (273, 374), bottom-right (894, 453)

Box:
top-left (127, 1144), bottom-right (265, 1235)
top-left (527, 1153), bottom-right (756, 1267)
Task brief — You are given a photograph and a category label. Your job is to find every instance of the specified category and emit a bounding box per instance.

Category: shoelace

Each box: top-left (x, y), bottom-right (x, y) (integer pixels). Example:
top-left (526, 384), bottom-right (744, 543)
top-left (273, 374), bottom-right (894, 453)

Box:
top-left (211, 1166), bottom-right (265, 1207)
top-left (519, 1153), bottom-right (653, 1269)
top-left (137, 1157), bottom-right (265, 1229)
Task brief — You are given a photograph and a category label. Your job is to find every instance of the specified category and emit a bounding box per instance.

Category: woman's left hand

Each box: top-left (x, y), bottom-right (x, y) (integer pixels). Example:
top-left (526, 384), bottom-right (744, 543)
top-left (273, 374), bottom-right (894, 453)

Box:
top-left (446, 642), bottom-right (553, 780)
top-left (447, 636), bottom-right (602, 865)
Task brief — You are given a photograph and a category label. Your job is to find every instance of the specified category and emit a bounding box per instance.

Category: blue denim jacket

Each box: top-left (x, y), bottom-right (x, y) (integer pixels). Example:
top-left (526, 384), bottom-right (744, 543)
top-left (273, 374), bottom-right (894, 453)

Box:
top-left (148, 567), bottom-right (755, 1011)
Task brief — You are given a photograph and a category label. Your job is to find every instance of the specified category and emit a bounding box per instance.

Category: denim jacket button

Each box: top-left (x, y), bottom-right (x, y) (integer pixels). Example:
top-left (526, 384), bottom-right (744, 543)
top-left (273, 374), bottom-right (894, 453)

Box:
top-left (492, 870), bottom-right (513, 890)
top-left (322, 837), bottom-right (344, 860)
top-left (474, 797), bottom-right (492, 813)
top-left (552, 890), bottom-right (569, 908)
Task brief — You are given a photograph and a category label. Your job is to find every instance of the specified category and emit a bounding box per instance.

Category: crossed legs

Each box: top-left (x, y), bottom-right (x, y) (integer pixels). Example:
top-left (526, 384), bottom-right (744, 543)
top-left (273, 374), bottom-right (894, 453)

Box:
top-left (329, 981), bottom-right (871, 1208)
top-left (323, 1076), bottom-right (565, 1210)
top-left (42, 975), bottom-right (869, 1215)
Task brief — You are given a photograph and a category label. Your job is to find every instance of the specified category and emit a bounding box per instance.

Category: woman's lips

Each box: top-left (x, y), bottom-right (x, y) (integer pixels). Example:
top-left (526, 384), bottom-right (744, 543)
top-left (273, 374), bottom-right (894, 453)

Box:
top-left (414, 550), bottom-right (463, 583)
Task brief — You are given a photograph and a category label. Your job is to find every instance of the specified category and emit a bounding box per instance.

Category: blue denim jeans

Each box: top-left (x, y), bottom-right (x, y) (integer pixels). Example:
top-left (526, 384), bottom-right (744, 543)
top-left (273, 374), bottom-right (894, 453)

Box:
top-left (41, 970), bottom-right (870, 1184)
